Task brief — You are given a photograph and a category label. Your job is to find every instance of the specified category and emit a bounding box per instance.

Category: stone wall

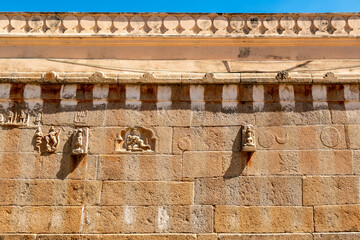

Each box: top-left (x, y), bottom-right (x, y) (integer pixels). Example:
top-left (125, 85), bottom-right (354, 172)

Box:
top-left (0, 79), bottom-right (359, 239)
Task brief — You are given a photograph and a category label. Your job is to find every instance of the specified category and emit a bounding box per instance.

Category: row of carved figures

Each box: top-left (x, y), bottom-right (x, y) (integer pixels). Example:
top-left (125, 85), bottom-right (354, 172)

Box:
top-left (34, 126), bottom-right (155, 155)
top-left (0, 110), bottom-right (42, 126)
top-left (35, 127), bottom-right (87, 155)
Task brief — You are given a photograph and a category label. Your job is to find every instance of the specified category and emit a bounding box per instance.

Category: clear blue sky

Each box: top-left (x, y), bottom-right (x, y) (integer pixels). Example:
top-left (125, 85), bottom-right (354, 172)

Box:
top-left (1, 0), bottom-right (359, 13)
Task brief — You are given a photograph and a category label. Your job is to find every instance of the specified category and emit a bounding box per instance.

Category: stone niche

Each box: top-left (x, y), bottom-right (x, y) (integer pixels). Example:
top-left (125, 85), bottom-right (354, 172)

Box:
top-left (114, 127), bottom-right (156, 153)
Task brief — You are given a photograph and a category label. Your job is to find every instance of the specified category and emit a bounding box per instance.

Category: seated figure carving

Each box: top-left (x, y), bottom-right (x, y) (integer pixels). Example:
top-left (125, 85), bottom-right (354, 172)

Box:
top-left (126, 128), bottom-right (151, 152)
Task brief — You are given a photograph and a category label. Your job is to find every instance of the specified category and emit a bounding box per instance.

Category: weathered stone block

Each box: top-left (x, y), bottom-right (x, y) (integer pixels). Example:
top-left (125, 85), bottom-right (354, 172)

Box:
top-left (98, 155), bottom-right (182, 181)
top-left (0, 179), bottom-right (101, 206)
top-left (82, 205), bottom-right (212, 233)
top-left (314, 205), bottom-right (360, 232)
top-left (195, 176), bottom-right (302, 206)
top-left (0, 206), bottom-right (82, 233)
top-left (219, 234), bottom-right (313, 240)
top-left (214, 205), bottom-right (313, 233)
top-left (313, 233), bottom-right (360, 240)
top-left (246, 150), bottom-right (353, 175)
top-left (303, 176), bottom-right (360, 205)
top-left (173, 127), bottom-right (241, 153)
top-left (101, 181), bottom-right (193, 205)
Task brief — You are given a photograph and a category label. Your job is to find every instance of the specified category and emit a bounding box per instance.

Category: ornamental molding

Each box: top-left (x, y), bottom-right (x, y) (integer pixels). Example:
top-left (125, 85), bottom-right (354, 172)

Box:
top-left (0, 71), bottom-right (358, 84)
top-left (0, 13), bottom-right (359, 37)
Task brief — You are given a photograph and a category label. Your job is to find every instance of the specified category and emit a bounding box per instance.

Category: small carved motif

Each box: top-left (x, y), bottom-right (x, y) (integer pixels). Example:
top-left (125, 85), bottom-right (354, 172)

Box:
top-left (258, 131), bottom-right (275, 148)
top-left (114, 127), bottom-right (155, 153)
top-left (35, 126), bottom-right (43, 153)
top-left (275, 132), bottom-right (288, 144)
top-left (74, 111), bottom-right (87, 124)
top-left (320, 127), bottom-right (340, 148)
top-left (242, 124), bottom-right (256, 152)
top-left (71, 128), bottom-right (88, 155)
top-left (45, 127), bottom-right (61, 153)
top-left (0, 113), bottom-right (4, 124)
top-left (35, 112), bottom-right (42, 125)
top-left (323, 72), bottom-right (337, 81)
top-left (275, 71), bottom-right (290, 80)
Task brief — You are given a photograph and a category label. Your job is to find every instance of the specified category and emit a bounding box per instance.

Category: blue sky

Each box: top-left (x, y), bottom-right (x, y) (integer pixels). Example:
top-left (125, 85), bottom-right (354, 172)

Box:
top-left (1, 0), bottom-right (359, 13)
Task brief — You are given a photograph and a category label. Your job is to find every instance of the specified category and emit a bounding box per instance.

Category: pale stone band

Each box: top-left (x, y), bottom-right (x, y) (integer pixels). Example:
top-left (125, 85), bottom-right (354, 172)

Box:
top-left (0, 13), bottom-right (359, 37)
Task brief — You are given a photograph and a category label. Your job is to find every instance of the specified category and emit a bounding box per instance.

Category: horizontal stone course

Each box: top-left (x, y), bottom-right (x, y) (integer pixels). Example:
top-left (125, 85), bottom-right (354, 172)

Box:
top-left (195, 176), bottom-right (302, 206)
top-left (214, 205), bottom-right (313, 233)
top-left (303, 176), bottom-right (360, 205)
top-left (98, 155), bottom-right (182, 181)
top-left (83, 205), bottom-right (213, 233)
top-left (100, 181), bottom-right (194, 206)
top-left (314, 205), bottom-right (360, 232)
top-left (219, 234), bottom-right (313, 240)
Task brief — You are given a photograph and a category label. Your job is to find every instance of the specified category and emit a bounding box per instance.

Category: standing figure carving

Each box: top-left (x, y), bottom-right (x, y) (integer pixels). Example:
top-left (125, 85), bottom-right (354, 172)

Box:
top-left (72, 129), bottom-right (84, 154)
top-left (35, 126), bottom-right (43, 153)
top-left (126, 128), bottom-right (151, 152)
top-left (71, 128), bottom-right (88, 155)
top-left (45, 127), bottom-right (60, 153)
top-left (19, 110), bottom-right (27, 124)
top-left (8, 111), bottom-right (15, 123)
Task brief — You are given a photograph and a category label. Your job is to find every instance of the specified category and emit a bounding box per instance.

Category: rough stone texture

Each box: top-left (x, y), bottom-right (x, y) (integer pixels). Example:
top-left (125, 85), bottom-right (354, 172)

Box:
top-left (313, 233), bottom-right (360, 240)
top-left (195, 176), bottom-right (302, 206)
top-left (314, 205), bottom-right (360, 232)
top-left (214, 206), bottom-right (313, 233)
top-left (219, 234), bottom-right (313, 240)
top-left (303, 176), bottom-right (360, 205)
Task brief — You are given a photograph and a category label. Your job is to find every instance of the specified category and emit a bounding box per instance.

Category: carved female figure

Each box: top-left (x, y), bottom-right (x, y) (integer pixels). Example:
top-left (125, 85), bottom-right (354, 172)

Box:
top-left (45, 127), bottom-right (60, 153)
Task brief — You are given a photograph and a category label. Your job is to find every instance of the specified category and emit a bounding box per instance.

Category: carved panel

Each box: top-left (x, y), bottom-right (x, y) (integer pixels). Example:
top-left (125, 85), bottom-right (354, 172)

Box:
top-left (45, 127), bottom-right (61, 153)
top-left (114, 127), bottom-right (156, 153)
top-left (71, 128), bottom-right (89, 155)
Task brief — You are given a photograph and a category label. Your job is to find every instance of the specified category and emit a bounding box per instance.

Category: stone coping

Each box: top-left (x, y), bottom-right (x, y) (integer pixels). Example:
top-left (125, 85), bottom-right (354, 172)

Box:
top-left (0, 13), bottom-right (359, 37)
top-left (0, 71), bottom-right (358, 84)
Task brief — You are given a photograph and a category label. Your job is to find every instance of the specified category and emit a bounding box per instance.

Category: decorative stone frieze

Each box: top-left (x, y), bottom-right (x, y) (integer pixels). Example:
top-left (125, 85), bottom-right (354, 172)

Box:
top-left (0, 13), bottom-right (359, 37)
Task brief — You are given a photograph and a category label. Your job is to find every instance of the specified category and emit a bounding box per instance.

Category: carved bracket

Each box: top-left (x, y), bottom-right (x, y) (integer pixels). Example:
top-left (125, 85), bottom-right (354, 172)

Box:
top-left (71, 128), bottom-right (89, 155)
top-left (242, 124), bottom-right (256, 152)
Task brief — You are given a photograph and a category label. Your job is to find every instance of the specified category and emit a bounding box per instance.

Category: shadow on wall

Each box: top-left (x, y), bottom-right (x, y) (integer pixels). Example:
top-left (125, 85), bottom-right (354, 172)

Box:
top-left (223, 129), bottom-right (250, 178)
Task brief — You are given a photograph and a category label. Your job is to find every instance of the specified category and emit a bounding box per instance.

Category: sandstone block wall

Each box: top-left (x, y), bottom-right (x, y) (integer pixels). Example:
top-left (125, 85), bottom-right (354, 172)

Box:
top-left (0, 81), bottom-right (359, 239)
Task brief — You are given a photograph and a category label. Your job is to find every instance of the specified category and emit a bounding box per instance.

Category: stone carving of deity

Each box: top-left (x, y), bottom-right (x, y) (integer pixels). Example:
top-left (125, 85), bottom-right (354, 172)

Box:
top-left (19, 110), bottom-right (27, 124)
top-left (126, 128), bottom-right (151, 152)
top-left (45, 127), bottom-right (60, 153)
top-left (245, 125), bottom-right (255, 147)
top-left (72, 129), bottom-right (84, 154)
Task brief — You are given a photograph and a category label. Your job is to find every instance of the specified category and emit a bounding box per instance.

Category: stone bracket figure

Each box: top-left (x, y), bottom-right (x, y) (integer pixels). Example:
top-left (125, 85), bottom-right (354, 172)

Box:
top-left (71, 128), bottom-right (88, 155)
top-left (242, 124), bottom-right (256, 152)
top-left (45, 127), bottom-right (61, 153)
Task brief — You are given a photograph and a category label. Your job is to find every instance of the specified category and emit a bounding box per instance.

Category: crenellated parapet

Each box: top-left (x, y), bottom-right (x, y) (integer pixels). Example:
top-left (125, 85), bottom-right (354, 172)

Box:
top-left (0, 13), bottom-right (359, 37)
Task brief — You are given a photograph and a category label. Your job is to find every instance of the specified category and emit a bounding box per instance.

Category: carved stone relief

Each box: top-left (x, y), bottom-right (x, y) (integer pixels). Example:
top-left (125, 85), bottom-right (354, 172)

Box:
top-left (114, 127), bottom-right (155, 153)
top-left (242, 124), bottom-right (256, 152)
top-left (320, 127), bottom-right (340, 148)
top-left (35, 126), bottom-right (43, 153)
top-left (258, 131), bottom-right (275, 148)
top-left (0, 110), bottom-right (30, 126)
top-left (45, 127), bottom-right (61, 153)
top-left (74, 111), bottom-right (87, 125)
top-left (71, 128), bottom-right (89, 155)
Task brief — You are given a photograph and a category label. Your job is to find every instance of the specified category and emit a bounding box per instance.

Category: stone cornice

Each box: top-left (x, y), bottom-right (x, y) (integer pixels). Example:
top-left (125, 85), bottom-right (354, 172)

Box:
top-left (0, 13), bottom-right (359, 38)
top-left (0, 71), bottom-right (358, 84)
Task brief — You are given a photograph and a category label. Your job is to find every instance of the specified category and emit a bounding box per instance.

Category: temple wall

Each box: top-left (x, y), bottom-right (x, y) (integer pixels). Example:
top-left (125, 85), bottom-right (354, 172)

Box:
top-left (0, 12), bottom-right (360, 240)
top-left (0, 80), bottom-right (359, 239)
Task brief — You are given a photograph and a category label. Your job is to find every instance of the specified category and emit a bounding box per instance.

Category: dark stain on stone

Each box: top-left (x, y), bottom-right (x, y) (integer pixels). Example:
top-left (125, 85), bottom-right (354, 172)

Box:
top-left (238, 47), bottom-right (250, 58)
top-left (10, 84), bottom-right (25, 101)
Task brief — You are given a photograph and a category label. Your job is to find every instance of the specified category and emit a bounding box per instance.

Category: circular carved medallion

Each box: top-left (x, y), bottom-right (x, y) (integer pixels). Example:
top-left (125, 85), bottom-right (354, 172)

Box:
top-left (320, 127), bottom-right (340, 148)
top-left (258, 131), bottom-right (275, 148)
top-left (178, 137), bottom-right (191, 151)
